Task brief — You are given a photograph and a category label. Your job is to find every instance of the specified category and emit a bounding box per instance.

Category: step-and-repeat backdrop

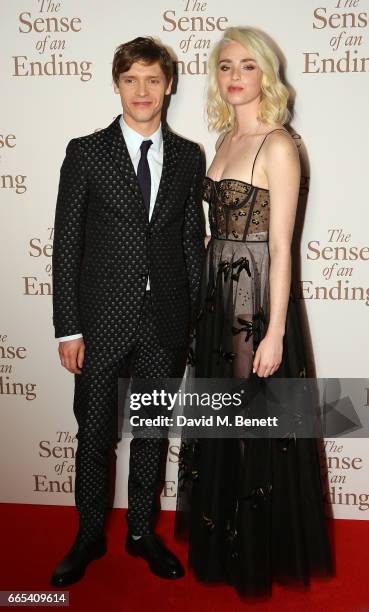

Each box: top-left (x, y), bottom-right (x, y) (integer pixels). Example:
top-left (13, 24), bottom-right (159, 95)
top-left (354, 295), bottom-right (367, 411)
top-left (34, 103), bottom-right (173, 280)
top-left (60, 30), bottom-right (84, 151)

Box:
top-left (1, 0), bottom-right (368, 519)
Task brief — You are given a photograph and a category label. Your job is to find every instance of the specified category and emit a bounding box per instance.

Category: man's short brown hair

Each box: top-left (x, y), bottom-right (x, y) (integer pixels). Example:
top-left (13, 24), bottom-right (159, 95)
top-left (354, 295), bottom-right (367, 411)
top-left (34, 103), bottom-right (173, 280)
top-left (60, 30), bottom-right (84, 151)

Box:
top-left (112, 37), bottom-right (174, 85)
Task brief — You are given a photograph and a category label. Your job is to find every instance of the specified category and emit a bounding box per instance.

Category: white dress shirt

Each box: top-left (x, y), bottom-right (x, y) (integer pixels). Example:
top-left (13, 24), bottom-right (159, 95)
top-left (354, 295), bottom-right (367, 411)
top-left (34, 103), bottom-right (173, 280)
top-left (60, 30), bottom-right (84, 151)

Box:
top-left (57, 116), bottom-right (164, 343)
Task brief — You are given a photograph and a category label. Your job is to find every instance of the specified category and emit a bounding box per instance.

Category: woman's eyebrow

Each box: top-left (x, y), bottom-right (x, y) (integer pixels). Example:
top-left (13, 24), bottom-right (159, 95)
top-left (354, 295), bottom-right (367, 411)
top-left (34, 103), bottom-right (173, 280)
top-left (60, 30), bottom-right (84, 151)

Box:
top-left (218, 58), bottom-right (256, 63)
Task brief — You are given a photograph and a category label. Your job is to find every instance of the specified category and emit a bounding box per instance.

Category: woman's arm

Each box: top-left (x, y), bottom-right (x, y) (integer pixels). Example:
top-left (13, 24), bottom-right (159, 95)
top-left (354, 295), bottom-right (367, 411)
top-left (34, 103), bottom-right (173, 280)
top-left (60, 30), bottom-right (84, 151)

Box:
top-left (253, 130), bottom-right (300, 376)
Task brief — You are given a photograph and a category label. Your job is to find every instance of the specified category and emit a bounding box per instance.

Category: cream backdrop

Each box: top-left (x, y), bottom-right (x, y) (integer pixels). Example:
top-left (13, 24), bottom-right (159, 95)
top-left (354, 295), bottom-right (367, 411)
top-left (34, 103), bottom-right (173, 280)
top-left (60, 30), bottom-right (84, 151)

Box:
top-left (1, 0), bottom-right (368, 520)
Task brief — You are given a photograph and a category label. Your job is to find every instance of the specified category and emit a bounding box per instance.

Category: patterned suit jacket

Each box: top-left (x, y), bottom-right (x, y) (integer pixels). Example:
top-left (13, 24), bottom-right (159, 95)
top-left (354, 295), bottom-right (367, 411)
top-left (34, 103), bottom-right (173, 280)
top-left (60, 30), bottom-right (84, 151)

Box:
top-left (52, 115), bottom-right (205, 353)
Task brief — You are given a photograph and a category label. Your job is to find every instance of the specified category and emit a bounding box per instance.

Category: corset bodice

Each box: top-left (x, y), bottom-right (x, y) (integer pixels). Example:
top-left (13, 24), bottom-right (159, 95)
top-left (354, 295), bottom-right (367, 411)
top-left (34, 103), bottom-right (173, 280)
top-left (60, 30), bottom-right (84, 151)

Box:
top-left (203, 176), bottom-right (270, 243)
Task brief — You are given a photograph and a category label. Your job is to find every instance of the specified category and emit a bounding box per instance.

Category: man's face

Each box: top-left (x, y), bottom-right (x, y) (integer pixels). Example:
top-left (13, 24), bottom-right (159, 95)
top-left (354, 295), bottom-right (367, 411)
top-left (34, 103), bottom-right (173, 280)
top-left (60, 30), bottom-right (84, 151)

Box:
top-left (114, 61), bottom-right (172, 127)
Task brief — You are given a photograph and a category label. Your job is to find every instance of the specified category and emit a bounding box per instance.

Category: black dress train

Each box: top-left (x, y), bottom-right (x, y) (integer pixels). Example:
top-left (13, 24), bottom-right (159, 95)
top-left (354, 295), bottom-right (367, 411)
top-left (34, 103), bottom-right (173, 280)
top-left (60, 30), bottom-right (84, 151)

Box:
top-left (175, 130), bottom-right (334, 597)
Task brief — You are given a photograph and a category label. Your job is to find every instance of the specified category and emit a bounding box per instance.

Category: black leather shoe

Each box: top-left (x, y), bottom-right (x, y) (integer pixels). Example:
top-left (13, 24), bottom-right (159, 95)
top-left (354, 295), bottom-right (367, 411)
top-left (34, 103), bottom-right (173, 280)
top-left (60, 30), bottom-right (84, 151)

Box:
top-left (126, 533), bottom-right (184, 579)
top-left (50, 535), bottom-right (106, 587)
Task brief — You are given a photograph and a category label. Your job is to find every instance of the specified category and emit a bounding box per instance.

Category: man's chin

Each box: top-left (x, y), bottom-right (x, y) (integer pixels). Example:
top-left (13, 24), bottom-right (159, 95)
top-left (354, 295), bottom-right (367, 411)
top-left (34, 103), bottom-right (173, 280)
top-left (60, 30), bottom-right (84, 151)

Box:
top-left (128, 111), bottom-right (160, 124)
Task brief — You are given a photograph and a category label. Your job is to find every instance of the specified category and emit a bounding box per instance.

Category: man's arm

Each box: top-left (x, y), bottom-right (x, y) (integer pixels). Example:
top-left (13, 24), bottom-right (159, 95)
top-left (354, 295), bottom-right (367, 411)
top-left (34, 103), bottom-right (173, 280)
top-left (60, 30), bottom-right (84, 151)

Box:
top-left (182, 144), bottom-right (206, 329)
top-left (52, 138), bottom-right (88, 339)
top-left (57, 334), bottom-right (83, 342)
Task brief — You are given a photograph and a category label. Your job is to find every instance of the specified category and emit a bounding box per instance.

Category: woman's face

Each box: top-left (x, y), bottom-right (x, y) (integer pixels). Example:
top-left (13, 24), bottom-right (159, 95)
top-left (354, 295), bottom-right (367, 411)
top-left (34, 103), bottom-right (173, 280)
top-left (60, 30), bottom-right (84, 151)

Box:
top-left (216, 40), bottom-right (263, 108)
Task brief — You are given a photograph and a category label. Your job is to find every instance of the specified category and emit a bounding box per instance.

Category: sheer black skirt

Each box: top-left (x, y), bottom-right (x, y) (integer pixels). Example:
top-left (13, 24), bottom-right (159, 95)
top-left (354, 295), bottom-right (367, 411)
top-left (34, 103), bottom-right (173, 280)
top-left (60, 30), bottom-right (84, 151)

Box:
top-left (175, 238), bottom-right (334, 597)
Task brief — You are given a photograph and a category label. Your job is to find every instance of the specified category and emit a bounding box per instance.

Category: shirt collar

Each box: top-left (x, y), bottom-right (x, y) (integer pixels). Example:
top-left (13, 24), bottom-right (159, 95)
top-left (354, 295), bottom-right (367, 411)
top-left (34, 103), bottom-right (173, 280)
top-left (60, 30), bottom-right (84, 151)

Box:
top-left (119, 115), bottom-right (163, 157)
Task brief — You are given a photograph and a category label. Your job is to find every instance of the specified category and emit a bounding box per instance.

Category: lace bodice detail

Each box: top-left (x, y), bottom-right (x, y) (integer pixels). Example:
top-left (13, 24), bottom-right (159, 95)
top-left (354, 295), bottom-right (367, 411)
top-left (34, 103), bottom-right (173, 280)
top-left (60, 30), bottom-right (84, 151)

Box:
top-left (203, 177), bottom-right (270, 242)
top-left (203, 128), bottom-right (289, 243)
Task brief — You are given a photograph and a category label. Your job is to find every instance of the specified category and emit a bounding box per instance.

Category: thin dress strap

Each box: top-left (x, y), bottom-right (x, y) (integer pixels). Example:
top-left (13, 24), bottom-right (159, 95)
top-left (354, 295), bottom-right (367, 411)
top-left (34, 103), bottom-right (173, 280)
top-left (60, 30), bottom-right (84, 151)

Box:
top-left (250, 128), bottom-right (287, 186)
top-left (216, 131), bottom-right (228, 151)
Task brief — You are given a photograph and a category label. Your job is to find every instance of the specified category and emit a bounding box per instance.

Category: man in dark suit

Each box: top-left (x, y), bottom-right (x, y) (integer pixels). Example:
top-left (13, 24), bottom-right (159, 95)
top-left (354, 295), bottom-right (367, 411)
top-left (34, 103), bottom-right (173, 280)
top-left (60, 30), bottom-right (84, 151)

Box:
top-left (51, 37), bottom-right (205, 587)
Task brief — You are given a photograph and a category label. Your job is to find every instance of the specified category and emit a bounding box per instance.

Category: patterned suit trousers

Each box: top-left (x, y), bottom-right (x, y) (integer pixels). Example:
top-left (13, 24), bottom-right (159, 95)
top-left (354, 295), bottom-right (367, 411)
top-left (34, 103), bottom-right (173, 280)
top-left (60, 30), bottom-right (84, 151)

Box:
top-left (73, 291), bottom-right (187, 542)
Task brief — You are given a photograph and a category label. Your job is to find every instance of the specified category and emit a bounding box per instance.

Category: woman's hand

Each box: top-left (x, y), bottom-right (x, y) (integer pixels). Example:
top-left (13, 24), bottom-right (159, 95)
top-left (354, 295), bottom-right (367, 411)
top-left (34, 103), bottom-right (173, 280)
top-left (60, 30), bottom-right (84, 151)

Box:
top-left (204, 235), bottom-right (211, 248)
top-left (252, 331), bottom-right (283, 377)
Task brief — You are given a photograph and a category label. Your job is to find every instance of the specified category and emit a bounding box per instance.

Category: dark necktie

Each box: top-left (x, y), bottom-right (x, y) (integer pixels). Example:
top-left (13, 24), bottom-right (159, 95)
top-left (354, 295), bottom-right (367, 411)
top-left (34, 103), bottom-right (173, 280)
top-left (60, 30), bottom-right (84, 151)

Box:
top-left (137, 139), bottom-right (153, 213)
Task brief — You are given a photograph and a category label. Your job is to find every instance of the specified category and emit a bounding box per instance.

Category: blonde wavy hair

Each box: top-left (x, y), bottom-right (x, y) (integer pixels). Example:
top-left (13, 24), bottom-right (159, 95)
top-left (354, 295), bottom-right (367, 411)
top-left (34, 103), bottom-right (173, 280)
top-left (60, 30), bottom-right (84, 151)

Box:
top-left (207, 27), bottom-right (291, 131)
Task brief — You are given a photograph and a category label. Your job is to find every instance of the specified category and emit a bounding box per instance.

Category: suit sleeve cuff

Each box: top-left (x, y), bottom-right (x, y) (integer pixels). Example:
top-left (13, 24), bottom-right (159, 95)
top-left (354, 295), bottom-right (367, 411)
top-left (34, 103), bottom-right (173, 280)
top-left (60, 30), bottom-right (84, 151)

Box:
top-left (57, 333), bottom-right (83, 342)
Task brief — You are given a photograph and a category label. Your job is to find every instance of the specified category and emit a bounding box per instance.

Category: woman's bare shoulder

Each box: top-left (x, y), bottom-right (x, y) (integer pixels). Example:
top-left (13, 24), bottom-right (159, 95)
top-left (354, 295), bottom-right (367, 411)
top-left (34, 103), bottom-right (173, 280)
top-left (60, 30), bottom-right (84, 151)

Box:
top-left (263, 126), bottom-right (298, 160)
top-left (264, 125), bottom-right (295, 147)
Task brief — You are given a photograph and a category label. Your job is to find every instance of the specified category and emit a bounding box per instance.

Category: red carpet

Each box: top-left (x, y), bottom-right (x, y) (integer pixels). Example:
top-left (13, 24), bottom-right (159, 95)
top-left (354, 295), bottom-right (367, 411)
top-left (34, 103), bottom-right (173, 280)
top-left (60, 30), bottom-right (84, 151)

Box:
top-left (0, 504), bottom-right (368, 612)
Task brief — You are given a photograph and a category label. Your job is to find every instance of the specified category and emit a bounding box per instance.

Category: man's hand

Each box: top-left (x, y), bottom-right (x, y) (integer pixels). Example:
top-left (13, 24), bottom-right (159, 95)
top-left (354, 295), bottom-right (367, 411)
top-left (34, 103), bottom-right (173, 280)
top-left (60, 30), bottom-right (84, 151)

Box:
top-left (58, 338), bottom-right (85, 374)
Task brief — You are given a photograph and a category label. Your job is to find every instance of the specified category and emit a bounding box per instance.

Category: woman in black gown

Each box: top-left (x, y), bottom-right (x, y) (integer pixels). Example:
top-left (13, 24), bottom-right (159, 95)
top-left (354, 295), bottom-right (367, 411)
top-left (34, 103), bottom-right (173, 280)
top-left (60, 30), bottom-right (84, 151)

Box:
top-left (175, 27), bottom-right (334, 597)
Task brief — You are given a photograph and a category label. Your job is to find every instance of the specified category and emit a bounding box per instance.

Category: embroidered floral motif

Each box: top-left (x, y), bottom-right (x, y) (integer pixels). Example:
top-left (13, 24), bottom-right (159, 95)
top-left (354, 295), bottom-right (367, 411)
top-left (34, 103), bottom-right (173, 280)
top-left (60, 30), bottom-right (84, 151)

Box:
top-left (218, 260), bottom-right (231, 280)
top-left (232, 317), bottom-right (253, 342)
top-left (213, 347), bottom-right (236, 363)
top-left (231, 257), bottom-right (251, 280)
top-left (252, 307), bottom-right (267, 352)
top-left (202, 514), bottom-right (216, 531)
top-left (244, 484), bottom-right (273, 510)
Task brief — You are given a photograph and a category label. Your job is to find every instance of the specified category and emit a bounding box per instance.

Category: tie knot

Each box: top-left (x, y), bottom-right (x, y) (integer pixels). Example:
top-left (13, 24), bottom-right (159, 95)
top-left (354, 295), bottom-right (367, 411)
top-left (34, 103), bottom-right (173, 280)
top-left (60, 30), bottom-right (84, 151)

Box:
top-left (140, 139), bottom-right (153, 156)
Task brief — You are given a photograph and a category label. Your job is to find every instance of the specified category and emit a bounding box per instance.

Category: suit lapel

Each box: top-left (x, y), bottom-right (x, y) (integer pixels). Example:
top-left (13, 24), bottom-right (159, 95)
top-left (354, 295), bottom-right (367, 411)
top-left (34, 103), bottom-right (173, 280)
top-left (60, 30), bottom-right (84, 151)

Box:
top-left (150, 124), bottom-right (179, 226)
top-left (104, 116), bottom-right (148, 223)
top-left (103, 117), bottom-right (179, 225)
